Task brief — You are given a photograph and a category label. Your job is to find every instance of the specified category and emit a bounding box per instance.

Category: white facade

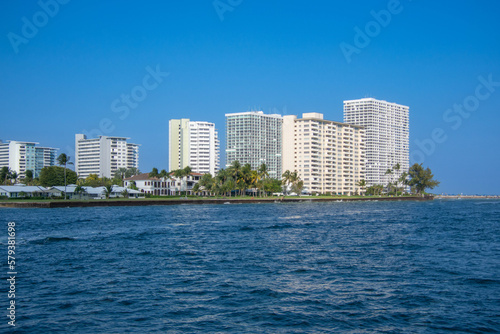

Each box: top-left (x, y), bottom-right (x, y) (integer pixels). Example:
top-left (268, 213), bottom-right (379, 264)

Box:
top-left (225, 111), bottom-right (283, 178)
top-left (124, 172), bottom-right (202, 196)
top-left (282, 113), bottom-right (365, 195)
top-left (343, 98), bottom-right (409, 187)
top-left (0, 140), bottom-right (58, 178)
top-left (75, 134), bottom-right (139, 179)
top-left (169, 119), bottom-right (220, 175)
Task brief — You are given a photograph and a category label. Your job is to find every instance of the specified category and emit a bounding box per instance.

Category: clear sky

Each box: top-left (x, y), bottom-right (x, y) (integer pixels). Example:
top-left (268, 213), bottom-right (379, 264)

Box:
top-left (1, 0), bottom-right (499, 195)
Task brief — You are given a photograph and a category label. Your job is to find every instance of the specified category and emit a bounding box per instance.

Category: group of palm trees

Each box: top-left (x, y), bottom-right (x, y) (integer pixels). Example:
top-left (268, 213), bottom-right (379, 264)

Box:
top-left (357, 163), bottom-right (410, 196)
top-left (384, 162), bottom-right (409, 194)
top-left (360, 162), bottom-right (439, 196)
top-left (192, 161), bottom-right (279, 197)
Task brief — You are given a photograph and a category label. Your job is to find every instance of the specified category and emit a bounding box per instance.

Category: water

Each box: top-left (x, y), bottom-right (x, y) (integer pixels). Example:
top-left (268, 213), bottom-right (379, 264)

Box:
top-left (1, 200), bottom-right (499, 333)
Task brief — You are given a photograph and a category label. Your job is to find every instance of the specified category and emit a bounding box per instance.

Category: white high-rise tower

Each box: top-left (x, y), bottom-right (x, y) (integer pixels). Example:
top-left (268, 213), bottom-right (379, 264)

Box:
top-left (343, 98), bottom-right (409, 187)
top-left (225, 111), bottom-right (283, 179)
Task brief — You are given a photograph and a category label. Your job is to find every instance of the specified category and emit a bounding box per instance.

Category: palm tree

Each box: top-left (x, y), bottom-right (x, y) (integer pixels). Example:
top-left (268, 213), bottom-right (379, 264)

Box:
top-left (115, 167), bottom-right (128, 186)
top-left (74, 185), bottom-right (87, 200)
top-left (356, 179), bottom-right (366, 196)
top-left (125, 167), bottom-right (141, 178)
top-left (159, 169), bottom-right (169, 179)
top-left (282, 170), bottom-right (292, 195)
top-left (172, 169), bottom-right (184, 196)
top-left (9, 171), bottom-right (18, 185)
top-left (104, 185), bottom-right (113, 199)
top-left (237, 163), bottom-right (252, 197)
top-left (149, 167), bottom-right (159, 178)
top-left (182, 166), bottom-right (191, 198)
top-left (258, 163), bottom-right (269, 196)
top-left (228, 161), bottom-right (242, 195)
top-left (398, 172), bottom-right (409, 196)
top-left (57, 153), bottom-right (73, 200)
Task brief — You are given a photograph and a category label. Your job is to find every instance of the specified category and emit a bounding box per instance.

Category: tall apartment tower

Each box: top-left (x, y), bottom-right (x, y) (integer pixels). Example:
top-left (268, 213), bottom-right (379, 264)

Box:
top-left (343, 98), bottom-right (409, 187)
top-left (0, 140), bottom-right (58, 178)
top-left (75, 134), bottom-right (139, 179)
top-left (169, 119), bottom-right (220, 175)
top-left (282, 113), bottom-right (365, 195)
top-left (225, 111), bottom-right (283, 179)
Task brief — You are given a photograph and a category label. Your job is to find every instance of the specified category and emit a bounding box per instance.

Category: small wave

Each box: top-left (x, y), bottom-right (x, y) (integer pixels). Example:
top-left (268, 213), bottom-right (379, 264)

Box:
top-left (464, 277), bottom-right (500, 285)
top-left (30, 236), bottom-right (76, 244)
top-left (249, 288), bottom-right (281, 297)
top-left (267, 223), bottom-right (293, 229)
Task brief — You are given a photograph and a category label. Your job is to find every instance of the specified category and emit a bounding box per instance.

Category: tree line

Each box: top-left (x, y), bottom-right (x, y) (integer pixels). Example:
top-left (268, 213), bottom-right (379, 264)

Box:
top-left (362, 163), bottom-right (439, 196)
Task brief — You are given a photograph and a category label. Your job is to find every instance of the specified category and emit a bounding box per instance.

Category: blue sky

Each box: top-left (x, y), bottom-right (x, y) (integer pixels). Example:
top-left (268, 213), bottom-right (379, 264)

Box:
top-left (1, 0), bottom-right (499, 194)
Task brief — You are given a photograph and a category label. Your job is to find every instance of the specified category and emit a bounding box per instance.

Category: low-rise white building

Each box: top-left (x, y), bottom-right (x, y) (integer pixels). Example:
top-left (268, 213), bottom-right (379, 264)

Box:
top-left (124, 172), bottom-right (203, 196)
top-left (0, 185), bottom-right (48, 198)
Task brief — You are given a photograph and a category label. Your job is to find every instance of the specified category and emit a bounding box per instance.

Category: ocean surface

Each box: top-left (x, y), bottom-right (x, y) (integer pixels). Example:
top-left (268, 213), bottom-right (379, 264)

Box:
top-left (1, 199), bottom-right (499, 333)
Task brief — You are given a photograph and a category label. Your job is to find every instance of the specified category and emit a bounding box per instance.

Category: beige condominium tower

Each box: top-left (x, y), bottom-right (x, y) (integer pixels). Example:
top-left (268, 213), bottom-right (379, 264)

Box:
top-left (343, 98), bottom-right (409, 187)
top-left (282, 113), bottom-right (365, 195)
top-left (169, 119), bottom-right (220, 175)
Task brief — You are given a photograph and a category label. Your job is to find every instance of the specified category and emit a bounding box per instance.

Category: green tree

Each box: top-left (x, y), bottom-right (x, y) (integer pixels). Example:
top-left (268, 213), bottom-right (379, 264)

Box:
top-left (198, 173), bottom-right (214, 196)
top-left (104, 185), bottom-right (113, 199)
top-left (149, 167), bottom-right (159, 178)
top-left (291, 180), bottom-right (304, 195)
top-left (172, 166), bottom-right (192, 198)
top-left (356, 179), bottom-right (366, 196)
top-left (9, 171), bottom-right (18, 185)
top-left (0, 167), bottom-right (10, 184)
top-left (398, 171), bottom-right (409, 196)
top-left (281, 170), bottom-right (292, 195)
top-left (408, 163), bottom-right (440, 196)
top-left (114, 167), bottom-right (128, 186)
top-left (264, 178), bottom-right (282, 194)
top-left (39, 166), bottom-right (78, 187)
top-left (125, 167), bottom-right (141, 178)
top-left (24, 170), bottom-right (34, 185)
top-left (227, 161), bottom-right (242, 195)
top-left (57, 153), bottom-right (74, 199)
top-left (74, 185), bottom-right (87, 200)
top-left (159, 169), bottom-right (169, 179)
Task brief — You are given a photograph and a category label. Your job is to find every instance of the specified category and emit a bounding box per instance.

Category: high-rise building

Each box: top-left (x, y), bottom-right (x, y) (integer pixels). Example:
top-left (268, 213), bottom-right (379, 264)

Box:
top-left (282, 113), bottom-right (365, 195)
top-left (343, 98), bottom-right (409, 187)
top-left (225, 111), bottom-right (282, 178)
top-left (75, 134), bottom-right (139, 179)
top-left (0, 140), bottom-right (58, 178)
top-left (169, 119), bottom-right (220, 175)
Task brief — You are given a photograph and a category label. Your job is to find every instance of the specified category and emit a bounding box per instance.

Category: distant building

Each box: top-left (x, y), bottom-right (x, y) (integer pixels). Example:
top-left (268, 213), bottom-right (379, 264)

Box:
top-left (0, 140), bottom-right (58, 178)
top-left (124, 172), bottom-right (203, 196)
top-left (75, 134), bottom-right (139, 179)
top-left (169, 119), bottom-right (220, 175)
top-left (343, 98), bottom-right (409, 187)
top-left (225, 111), bottom-right (282, 178)
top-left (282, 113), bottom-right (365, 195)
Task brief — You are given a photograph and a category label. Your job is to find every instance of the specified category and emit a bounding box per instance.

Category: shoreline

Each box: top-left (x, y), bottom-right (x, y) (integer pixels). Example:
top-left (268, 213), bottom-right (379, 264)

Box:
top-left (0, 196), bottom-right (433, 208)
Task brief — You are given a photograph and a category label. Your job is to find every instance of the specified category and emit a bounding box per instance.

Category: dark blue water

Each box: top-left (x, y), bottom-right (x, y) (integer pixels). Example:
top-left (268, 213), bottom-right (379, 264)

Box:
top-left (1, 200), bottom-right (499, 333)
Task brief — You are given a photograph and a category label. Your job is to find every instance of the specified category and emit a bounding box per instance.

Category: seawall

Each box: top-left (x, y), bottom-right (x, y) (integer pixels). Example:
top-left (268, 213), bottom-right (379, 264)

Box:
top-left (0, 196), bottom-right (433, 208)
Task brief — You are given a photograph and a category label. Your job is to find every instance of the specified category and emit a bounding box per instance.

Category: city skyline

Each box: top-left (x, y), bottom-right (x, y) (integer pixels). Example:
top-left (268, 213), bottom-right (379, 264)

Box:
top-left (1, 1), bottom-right (499, 194)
